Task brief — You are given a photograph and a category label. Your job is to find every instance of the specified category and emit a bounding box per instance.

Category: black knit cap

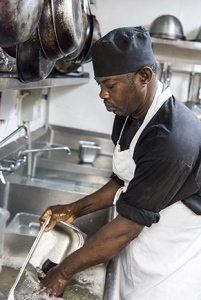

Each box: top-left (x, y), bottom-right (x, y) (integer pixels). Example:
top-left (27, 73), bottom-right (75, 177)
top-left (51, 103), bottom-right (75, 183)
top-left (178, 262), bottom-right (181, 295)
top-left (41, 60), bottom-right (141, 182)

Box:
top-left (91, 26), bottom-right (156, 77)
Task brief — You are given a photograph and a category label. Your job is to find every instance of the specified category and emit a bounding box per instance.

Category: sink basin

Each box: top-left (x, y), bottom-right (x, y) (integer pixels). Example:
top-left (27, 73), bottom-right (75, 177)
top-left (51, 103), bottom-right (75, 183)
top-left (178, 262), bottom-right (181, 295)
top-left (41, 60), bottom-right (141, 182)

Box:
top-left (6, 213), bottom-right (85, 266)
top-left (31, 147), bottom-right (113, 178)
top-left (5, 146), bottom-right (112, 194)
top-left (0, 182), bottom-right (112, 299)
top-left (0, 126), bottom-right (115, 299)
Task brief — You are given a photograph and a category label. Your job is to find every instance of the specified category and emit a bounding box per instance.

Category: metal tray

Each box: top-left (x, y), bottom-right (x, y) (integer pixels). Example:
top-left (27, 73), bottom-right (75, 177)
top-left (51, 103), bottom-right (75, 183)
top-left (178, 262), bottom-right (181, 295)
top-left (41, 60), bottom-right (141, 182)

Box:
top-left (5, 212), bottom-right (86, 268)
top-left (6, 213), bottom-right (40, 236)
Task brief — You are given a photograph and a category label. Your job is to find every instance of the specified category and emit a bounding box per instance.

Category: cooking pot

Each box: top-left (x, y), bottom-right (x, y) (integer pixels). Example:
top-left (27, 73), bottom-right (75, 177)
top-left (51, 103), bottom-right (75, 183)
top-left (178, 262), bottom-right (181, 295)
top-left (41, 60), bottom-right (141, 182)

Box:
top-left (63, 4), bottom-right (89, 61)
top-left (38, 0), bottom-right (64, 60)
top-left (71, 1), bottom-right (101, 64)
top-left (1, 46), bottom-right (16, 58)
top-left (150, 14), bottom-right (185, 40)
top-left (51, 0), bottom-right (83, 56)
top-left (53, 60), bottom-right (82, 74)
top-left (17, 30), bottom-right (55, 83)
top-left (82, 14), bottom-right (101, 63)
top-left (0, 0), bottom-right (44, 47)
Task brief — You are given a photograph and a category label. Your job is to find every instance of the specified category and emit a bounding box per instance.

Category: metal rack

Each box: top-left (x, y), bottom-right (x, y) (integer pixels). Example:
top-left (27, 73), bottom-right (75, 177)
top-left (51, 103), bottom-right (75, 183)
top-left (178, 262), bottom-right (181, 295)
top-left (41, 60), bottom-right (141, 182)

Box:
top-left (152, 37), bottom-right (201, 74)
top-left (0, 72), bottom-right (90, 91)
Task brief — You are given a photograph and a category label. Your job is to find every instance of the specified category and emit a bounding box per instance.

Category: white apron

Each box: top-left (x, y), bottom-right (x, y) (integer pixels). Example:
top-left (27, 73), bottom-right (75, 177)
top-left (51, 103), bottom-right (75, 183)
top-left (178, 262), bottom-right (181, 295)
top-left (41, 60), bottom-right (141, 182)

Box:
top-left (112, 81), bottom-right (201, 300)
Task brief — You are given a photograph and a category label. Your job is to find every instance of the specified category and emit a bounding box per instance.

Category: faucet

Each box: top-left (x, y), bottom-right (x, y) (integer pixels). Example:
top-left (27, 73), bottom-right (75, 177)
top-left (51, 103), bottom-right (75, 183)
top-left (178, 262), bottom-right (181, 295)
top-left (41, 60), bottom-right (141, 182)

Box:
top-left (0, 125), bottom-right (28, 183)
top-left (17, 146), bottom-right (71, 178)
top-left (17, 146), bottom-right (71, 161)
top-left (0, 125), bottom-right (28, 147)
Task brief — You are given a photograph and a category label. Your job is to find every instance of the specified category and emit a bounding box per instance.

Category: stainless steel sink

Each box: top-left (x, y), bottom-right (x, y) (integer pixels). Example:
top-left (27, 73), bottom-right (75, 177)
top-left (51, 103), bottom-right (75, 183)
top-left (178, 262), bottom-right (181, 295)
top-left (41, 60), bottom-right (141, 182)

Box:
top-left (0, 126), bottom-right (115, 299)
top-left (0, 182), bottom-right (112, 299)
top-left (5, 146), bottom-right (112, 194)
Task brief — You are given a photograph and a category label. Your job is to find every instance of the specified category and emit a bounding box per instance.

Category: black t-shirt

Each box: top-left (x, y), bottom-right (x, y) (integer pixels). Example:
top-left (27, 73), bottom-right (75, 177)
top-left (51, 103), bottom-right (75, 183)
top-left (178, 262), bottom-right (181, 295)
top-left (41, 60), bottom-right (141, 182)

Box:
top-left (111, 96), bottom-right (201, 227)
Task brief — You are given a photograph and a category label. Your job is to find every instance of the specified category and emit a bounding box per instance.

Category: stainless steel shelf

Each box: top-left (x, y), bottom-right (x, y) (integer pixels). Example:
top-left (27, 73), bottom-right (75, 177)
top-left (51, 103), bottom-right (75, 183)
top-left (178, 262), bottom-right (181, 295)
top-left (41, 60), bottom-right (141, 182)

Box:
top-left (151, 37), bottom-right (201, 68)
top-left (151, 37), bottom-right (201, 50)
top-left (0, 72), bottom-right (90, 91)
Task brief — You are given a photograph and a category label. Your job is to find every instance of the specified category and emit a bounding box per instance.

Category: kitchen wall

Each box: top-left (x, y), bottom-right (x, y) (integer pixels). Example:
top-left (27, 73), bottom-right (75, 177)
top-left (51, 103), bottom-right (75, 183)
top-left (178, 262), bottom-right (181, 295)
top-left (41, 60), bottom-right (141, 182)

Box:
top-left (0, 0), bottom-right (201, 145)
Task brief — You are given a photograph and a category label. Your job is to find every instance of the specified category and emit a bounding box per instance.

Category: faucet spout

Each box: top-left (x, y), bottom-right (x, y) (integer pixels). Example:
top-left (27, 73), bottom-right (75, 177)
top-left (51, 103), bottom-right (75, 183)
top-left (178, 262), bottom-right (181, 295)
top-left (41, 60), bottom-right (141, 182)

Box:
top-left (0, 125), bottom-right (28, 147)
top-left (17, 146), bottom-right (71, 159)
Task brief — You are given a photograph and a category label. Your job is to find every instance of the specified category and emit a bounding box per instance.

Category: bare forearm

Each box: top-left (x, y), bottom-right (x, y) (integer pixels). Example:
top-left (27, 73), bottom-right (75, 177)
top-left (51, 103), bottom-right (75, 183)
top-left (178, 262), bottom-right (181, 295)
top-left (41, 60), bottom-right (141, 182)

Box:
top-left (74, 179), bottom-right (121, 218)
top-left (40, 179), bottom-right (121, 232)
top-left (59, 215), bottom-right (144, 280)
top-left (40, 215), bottom-right (144, 297)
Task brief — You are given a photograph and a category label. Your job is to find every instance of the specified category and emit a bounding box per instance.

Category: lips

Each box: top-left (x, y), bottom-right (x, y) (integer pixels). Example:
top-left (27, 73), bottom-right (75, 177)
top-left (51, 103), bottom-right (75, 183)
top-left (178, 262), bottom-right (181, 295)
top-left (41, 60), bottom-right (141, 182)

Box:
top-left (104, 101), bottom-right (114, 112)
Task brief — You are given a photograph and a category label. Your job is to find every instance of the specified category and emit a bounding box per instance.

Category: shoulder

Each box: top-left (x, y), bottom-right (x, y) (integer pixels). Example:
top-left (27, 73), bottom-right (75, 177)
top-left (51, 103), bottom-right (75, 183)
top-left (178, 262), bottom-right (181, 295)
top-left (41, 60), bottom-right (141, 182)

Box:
top-left (136, 96), bottom-right (201, 163)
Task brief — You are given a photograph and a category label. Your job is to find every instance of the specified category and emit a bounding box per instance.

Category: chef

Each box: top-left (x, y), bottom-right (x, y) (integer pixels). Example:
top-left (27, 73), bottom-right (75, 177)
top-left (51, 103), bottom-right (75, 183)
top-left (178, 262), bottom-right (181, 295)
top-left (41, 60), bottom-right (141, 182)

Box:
top-left (40, 26), bottom-right (201, 299)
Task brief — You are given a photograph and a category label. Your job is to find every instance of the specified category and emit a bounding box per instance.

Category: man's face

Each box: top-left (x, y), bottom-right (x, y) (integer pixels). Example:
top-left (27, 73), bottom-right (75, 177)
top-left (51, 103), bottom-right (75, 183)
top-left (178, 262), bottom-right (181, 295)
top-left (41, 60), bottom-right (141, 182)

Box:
top-left (95, 72), bottom-right (149, 118)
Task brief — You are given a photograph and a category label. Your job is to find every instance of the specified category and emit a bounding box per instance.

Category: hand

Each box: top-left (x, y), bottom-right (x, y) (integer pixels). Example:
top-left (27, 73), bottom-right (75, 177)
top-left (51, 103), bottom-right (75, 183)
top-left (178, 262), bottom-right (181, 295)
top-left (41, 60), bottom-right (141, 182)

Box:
top-left (40, 264), bottom-right (70, 297)
top-left (39, 204), bottom-right (76, 232)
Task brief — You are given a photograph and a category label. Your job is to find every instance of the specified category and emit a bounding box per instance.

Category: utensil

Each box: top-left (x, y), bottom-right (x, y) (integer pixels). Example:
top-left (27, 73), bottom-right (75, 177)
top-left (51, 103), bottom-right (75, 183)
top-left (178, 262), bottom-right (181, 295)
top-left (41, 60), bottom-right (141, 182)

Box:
top-left (17, 30), bottom-right (55, 83)
top-left (38, 0), bottom-right (64, 60)
top-left (7, 216), bottom-right (50, 300)
top-left (191, 26), bottom-right (201, 42)
top-left (72, 0), bottom-right (101, 64)
top-left (197, 73), bottom-right (201, 102)
top-left (79, 140), bottom-right (101, 163)
top-left (0, 0), bottom-right (44, 47)
top-left (183, 72), bottom-right (201, 117)
top-left (149, 14), bottom-right (185, 40)
top-left (64, 1), bottom-right (89, 61)
top-left (51, 0), bottom-right (83, 56)
top-left (53, 60), bottom-right (82, 74)
top-left (163, 64), bottom-right (172, 89)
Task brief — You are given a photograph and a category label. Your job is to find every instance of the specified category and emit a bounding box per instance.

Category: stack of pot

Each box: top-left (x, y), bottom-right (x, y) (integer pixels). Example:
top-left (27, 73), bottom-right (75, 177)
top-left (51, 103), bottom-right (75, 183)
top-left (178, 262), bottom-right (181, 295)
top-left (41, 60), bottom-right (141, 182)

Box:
top-left (0, 0), bottom-right (101, 83)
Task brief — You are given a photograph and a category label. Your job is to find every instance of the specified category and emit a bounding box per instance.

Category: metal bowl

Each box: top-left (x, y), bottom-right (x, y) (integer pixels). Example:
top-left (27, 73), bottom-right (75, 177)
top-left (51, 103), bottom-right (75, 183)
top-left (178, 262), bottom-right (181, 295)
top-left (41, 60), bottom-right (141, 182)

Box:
top-left (149, 14), bottom-right (185, 40)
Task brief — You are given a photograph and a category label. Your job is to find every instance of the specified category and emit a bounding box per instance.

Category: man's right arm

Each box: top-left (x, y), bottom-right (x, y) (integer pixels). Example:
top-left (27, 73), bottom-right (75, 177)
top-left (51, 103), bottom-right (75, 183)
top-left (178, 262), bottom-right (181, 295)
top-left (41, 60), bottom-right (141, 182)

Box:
top-left (40, 179), bottom-right (121, 231)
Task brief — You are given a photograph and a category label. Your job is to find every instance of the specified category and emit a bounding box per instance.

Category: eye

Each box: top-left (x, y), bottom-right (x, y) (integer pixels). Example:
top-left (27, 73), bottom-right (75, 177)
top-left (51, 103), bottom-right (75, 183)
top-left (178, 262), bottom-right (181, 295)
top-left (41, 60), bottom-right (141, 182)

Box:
top-left (106, 84), bottom-right (115, 89)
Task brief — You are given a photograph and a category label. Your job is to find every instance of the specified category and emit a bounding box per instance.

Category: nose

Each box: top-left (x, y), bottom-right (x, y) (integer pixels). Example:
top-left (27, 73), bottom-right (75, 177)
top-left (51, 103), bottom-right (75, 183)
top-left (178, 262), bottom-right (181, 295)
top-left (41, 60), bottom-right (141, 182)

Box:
top-left (99, 86), bottom-right (109, 100)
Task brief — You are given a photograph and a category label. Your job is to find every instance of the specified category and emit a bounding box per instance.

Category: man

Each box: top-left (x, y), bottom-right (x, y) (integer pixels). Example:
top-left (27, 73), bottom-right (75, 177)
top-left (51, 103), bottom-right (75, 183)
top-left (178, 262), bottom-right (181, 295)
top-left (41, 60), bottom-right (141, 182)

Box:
top-left (39, 27), bottom-right (201, 299)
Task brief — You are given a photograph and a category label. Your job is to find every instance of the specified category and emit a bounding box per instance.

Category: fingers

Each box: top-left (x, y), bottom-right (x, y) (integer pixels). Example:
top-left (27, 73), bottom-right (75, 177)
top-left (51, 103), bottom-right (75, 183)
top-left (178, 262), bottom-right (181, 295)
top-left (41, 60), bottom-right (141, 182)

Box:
top-left (39, 204), bottom-right (76, 232)
top-left (39, 208), bottom-right (55, 232)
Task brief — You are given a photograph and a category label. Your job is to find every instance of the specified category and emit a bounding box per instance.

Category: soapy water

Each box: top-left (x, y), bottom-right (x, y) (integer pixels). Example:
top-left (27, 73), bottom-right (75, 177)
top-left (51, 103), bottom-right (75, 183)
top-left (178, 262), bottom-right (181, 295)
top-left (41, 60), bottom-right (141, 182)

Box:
top-left (1, 256), bottom-right (104, 300)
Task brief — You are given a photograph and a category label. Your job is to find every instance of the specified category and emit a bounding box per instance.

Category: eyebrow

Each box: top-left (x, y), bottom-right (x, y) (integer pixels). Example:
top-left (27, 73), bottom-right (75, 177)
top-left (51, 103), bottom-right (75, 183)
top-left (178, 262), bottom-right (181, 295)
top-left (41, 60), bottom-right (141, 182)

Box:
top-left (95, 78), bottom-right (115, 84)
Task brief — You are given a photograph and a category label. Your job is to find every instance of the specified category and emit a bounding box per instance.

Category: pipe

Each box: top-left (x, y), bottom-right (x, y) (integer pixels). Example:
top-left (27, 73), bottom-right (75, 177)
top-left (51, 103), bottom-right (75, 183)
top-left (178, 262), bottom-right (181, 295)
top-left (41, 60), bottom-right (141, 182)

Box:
top-left (0, 125), bottom-right (28, 147)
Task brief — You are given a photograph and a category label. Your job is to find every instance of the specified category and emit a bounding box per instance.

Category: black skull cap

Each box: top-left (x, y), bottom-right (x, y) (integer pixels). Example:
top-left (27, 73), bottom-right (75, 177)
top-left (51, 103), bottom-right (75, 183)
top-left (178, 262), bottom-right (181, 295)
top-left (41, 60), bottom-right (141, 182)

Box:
top-left (91, 26), bottom-right (156, 77)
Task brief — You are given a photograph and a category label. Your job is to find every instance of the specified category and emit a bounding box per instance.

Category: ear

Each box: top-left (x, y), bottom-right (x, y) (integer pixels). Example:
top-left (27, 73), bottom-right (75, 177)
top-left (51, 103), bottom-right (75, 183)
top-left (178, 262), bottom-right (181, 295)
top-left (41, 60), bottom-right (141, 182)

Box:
top-left (138, 67), bottom-right (153, 84)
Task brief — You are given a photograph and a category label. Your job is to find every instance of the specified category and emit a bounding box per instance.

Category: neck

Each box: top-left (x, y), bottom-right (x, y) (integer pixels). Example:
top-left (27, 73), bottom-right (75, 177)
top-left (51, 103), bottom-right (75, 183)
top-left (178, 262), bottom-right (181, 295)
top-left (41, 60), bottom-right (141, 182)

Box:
top-left (132, 80), bottom-right (159, 121)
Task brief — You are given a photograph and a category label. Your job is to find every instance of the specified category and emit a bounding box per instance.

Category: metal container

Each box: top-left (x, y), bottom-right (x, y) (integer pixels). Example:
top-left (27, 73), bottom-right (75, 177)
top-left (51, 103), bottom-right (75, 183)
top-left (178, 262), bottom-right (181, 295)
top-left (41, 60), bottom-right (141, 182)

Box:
top-left (6, 212), bottom-right (86, 267)
top-left (149, 14), bottom-right (185, 40)
top-left (79, 141), bottom-right (101, 163)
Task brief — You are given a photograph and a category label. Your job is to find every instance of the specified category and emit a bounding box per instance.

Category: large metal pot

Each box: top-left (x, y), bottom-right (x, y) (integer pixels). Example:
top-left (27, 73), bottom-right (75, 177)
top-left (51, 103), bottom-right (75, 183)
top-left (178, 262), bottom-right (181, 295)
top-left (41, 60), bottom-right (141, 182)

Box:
top-left (63, 5), bottom-right (89, 61)
top-left (0, 0), bottom-right (44, 47)
top-left (17, 30), bottom-right (55, 83)
top-left (82, 14), bottom-right (101, 63)
top-left (51, 0), bottom-right (83, 56)
top-left (38, 0), bottom-right (64, 60)
top-left (71, 2), bottom-right (101, 64)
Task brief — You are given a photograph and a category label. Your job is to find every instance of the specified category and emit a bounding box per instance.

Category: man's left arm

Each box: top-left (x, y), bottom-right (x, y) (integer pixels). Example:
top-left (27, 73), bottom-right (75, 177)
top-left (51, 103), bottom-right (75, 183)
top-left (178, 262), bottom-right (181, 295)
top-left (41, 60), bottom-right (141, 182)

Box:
top-left (40, 214), bottom-right (144, 297)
